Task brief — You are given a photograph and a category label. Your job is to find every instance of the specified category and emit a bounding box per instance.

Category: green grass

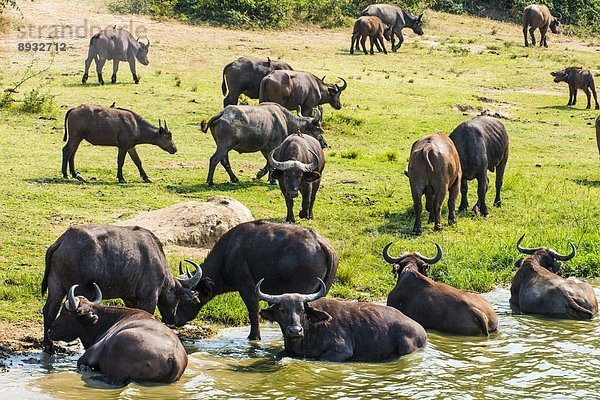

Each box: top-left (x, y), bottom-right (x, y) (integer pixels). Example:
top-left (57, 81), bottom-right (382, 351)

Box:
top-left (0, 7), bottom-right (598, 329)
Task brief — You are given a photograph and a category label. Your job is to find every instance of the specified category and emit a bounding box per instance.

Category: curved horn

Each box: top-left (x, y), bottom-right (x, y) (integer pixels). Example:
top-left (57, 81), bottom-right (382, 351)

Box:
top-left (414, 243), bottom-right (443, 264)
top-left (267, 57), bottom-right (271, 65)
top-left (164, 119), bottom-right (168, 130)
top-left (382, 242), bottom-right (408, 264)
top-left (516, 234), bottom-right (540, 255)
top-left (268, 146), bottom-right (291, 170)
top-left (158, 119), bottom-right (162, 129)
top-left (556, 12), bottom-right (563, 21)
top-left (91, 283), bottom-right (102, 304)
top-left (176, 259), bottom-right (203, 288)
top-left (313, 107), bottom-right (322, 122)
top-left (178, 261), bottom-right (184, 276)
top-left (321, 76), bottom-right (326, 83)
top-left (297, 105), bottom-right (303, 115)
top-left (305, 149), bottom-right (320, 172)
top-left (335, 77), bottom-right (348, 91)
top-left (300, 278), bottom-right (327, 302)
top-left (549, 242), bottom-right (576, 261)
top-left (65, 284), bottom-right (80, 311)
top-left (256, 278), bottom-right (284, 304)
top-left (145, 37), bottom-right (150, 46)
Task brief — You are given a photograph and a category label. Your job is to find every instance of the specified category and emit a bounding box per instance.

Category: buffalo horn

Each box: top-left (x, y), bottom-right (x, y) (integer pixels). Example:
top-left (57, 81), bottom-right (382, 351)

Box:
top-left (255, 278), bottom-right (283, 304)
top-left (159, 119), bottom-right (162, 129)
top-left (321, 76), bottom-right (326, 83)
top-left (177, 259), bottom-right (203, 288)
top-left (414, 243), bottom-right (443, 264)
top-left (516, 234), bottom-right (541, 255)
top-left (306, 149), bottom-right (320, 172)
top-left (313, 107), bottom-right (322, 122)
top-left (145, 37), bottom-right (150, 46)
top-left (91, 283), bottom-right (102, 304)
top-left (164, 119), bottom-right (168, 131)
top-left (299, 278), bottom-right (327, 303)
top-left (297, 105), bottom-right (303, 116)
top-left (178, 261), bottom-right (192, 277)
top-left (335, 77), bottom-right (348, 91)
top-left (382, 242), bottom-right (410, 264)
top-left (65, 284), bottom-right (80, 311)
top-left (549, 243), bottom-right (576, 261)
top-left (268, 146), bottom-right (318, 172)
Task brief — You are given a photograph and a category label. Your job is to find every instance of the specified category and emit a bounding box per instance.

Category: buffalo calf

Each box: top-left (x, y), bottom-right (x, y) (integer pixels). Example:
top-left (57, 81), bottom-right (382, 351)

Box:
top-left (350, 16), bottom-right (391, 55)
top-left (551, 67), bottom-right (599, 110)
top-left (523, 5), bottom-right (560, 47)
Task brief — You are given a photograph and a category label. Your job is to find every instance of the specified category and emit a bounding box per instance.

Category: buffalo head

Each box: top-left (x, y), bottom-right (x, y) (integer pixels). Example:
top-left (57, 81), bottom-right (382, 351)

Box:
top-left (382, 242), bottom-right (443, 277)
top-left (158, 259), bottom-right (206, 327)
top-left (269, 145), bottom-right (321, 198)
top-left (321, 76), bottom-right (348, 110)
top-left (157, 119), bottom-right (178, 154)
top-left (257, 278), bottom-right (330, 341)
top-left (550, 15), bottom-right (561, 34)
top-left (383, 25), bottom-right (393, 41)
top-left (515, 234), bottom-right (575, 276)
top-left (47, 283), bottom-right (102, 345)
top-left (136, 37), bottom-right (150, 66)
top-left (410, 12), bottom-right (425, 35)
top-left (550, 69), bottom-right (569, 83)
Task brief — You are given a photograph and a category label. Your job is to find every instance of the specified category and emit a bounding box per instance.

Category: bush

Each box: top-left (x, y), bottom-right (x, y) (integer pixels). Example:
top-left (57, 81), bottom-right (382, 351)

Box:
top-left (20, 89), bottom-right (55, 113)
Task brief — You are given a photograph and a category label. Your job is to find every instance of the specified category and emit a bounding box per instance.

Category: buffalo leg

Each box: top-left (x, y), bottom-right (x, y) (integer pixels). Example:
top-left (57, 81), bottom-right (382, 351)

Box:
top-left (111, 59), bottom-right (119, 84)
top-left (476, 173), bottom-right (489, 217)
top-left (128, 58), bottom-right (139, 84)
top-left (82, 51), bottom-right (94, 84)
top-left (523, 25), bottom-right (529, 47)
top-left (360, 36), bottom-right (368, 54)
top-left (591, 82), bottom-right (600, 109)
top-left (369, 36), bottom-right (375, 55)
top-left (379, 36), bottom-right (388, 54)
top-left (529, 27), bottom-right (536, 46)
top-left (392, 31), bottom-right (404, 52)
top-left (425, 186), bottom-right (434, 223)
top-left (350, 33), bottom-right (357, 54)
top-left (299, 183), bottom-right (317, 220)
top-left (284, 195), bottom-right (295, 223)
top-left (373, 36), bottom-right (383, 52)
top-left (540, 26), bottom-right (548, 47)
top-left (448, 178), bottom-right (460, 225)
top-left (494, 155), bottom-right (508, 207)
top-left (220, 154), bottom-right (239, 183)
top-left (63, 139), bottom-right (86, 182)
top-left (584, 87), bottom-right (592, 109)
top-left (95, 57), bottom-right (106, 85)
top-left (458, 178), bottom-right (469, 212)
top-left (207, 148), bottom-right (238, 186)
top-left (567, 85), bottom-right (574, 106)
top-left (128, 147), bottom-right (151, 183)
top-left (572, 86), bottom-right (578, 106)
top-left (239, 286), bottom-right (261, 340)
top-left (42, 286), bottom-right (66, 353)
top-left (410, 184), bottom-right (424, 235)
top-left (432, 185), bottom-right (446, 231)
top-left (223, 91), bottom-right (240, 107)
top-left (116, 147), bottom-right (128, 183)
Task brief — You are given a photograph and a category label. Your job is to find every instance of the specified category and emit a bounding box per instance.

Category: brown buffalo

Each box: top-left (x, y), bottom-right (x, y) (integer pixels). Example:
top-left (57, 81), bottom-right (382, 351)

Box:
top-left (551, 67), bottom-right (599, 110)
top-left (510, 235), bottom-right (598, 319)
top-left (406, 133), bottom-right (461, 234)
top-left (383, 243), bottom-right (498, 336)
top-left (523, 4), bottom-right (560, 47)
top-left (350, 16), bottom-right (391, 55)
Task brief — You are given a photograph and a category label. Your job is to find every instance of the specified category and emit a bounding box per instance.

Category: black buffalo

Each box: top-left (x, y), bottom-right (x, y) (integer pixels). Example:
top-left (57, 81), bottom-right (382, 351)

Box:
top-left (258, 279), bottom-right (427, 361)
top-left (201, 103), bottom-right (325, 186)
top-left (269, 134), bottom-right (325, 223)
top-left (449, 116), bottom-right (509, 217)
top-left (259, 70), bottom-right (348, 117)
top-left (42, 224), bottom-right (202, 352)
top-left (510, 235), bottom-right (598, 319)
top-left (221, 57), bottom-right (293, 107)
top-left (48, 284), bottom-right (187, 386)
top-left (187, 220), bottom-right (338, 340)
top-left (361, 4), bottom-right (424, 52)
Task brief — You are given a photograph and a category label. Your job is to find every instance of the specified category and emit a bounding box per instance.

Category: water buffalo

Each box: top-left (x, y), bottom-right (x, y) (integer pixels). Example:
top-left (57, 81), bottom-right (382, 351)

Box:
top-left (406, 133), bottom-right (461, 234)
top-left (259, 70), bottom-right (348, 117)
top-left (184, 220), bottom-right (338, 341)
top-left (82, 27), bottom-right (150, 85)
top-left (551, 67), bottom-right (599, 110)
top-left (222, 57), bottom-right (293, 107)
top-left (596, 115), bottom-right (600, 155)
top-left (48, 285), bottom-right (187, 386)
top-left (361, 4), bottom-right (424, 52)
top-left (257, 279), bottom-right (426, 361)
top-left (523, 4), bottom-right (560, 47)
top-left (62, 104), bottom-right (177, 183)
top-left (510, 235), bottom-right (598, 319)
top-left (268, 134), bottom-right (325, 223)
top-left (383, 243), bottom-right (498, 335)
top-left (449, 116), bottom-right (509, 217)
top-left (42, 224), bottom-right (202, 352)
top-left (350, 16), bottom-right (391, 55)
top-left (201, 103), bottom-right (325, 186)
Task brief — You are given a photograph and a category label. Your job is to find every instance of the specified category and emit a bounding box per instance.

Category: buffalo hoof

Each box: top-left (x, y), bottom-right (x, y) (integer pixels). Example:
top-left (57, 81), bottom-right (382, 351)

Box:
top-left (494, 200), bottom-right (502, 207)
top-left (448, 218), bottom-right (456, 225)
top-left (74, 173), bottom-right (87, 183)
top-left (43, 343), bottom-right (54, 354)
top-left (142, 177), bottom-right (152, 183)
top-left (78, 364), bottom-right (93, 372)
top-left (230, 178), bottom-right (240, 184)
top-left (256, 169), bottom-right (268, 180)
top-left (434, 224), bottom-right (443, 231)
top-left (82, 75), bottom-right (88, 84)
top-left (134, 79), bottom-right (140, 84)
top-left (285, 218), bottom-right (296, 224)
top-left (111, 77), bottom-right (117, 84)
top-left (269, 180), bottom-right (278, 185)
top-left (596, 105), bottom-right (600, 110)
top-left (118, 178), bottom-right (127, 184)
top-left (299, 209), bottom-right (308, 219)
top-left (412, 227), bottom-right (422, 235)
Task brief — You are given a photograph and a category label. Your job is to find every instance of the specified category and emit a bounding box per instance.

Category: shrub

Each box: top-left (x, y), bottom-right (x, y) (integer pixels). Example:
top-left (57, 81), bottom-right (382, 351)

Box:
top-left (20, 89), bottom-right (55, 113)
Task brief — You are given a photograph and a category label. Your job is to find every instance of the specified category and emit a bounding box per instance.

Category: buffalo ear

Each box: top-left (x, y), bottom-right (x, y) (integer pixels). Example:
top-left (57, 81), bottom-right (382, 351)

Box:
top-left (514, 258), bottom-right (525, 269)
top-left (303, 171), bottom-right (321, 183)
top-left (271, 170), bottom-right (283, 180)
top-left (197, 277), bottom-right (215, 300)
top-left (78, 309), bottom-right (99, 325)
top-left (328, 87), bottom-right (337, 95)
top-left (550, 72), bottom-right (556, 76)
top-left (259, 306), bottom-right (279, 322)
top-left (305, 303), bottom-right (331, 323)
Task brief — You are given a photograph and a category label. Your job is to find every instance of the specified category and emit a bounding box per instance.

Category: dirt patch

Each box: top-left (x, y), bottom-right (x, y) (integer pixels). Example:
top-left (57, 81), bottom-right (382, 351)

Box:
top-left (452, 104), bottom-right (511, 120)
top-left (0, 320), bottom-right (44, 358)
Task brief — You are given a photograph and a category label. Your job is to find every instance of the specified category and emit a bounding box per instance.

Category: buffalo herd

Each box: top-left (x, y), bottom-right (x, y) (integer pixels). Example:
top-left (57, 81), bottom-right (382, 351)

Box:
top-left (39, 1), bottom-right (598, 388)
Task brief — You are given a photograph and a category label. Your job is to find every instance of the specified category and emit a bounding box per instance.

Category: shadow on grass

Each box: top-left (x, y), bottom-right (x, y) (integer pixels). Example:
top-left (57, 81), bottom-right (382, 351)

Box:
top-left (26, 176), bottom-right (131, 186)
top-left (572, 178), bottom-right (600, 188)
top-left (373, 208), bottom-right (418, 238)
top-left (166, 179), bottom-right (277, 194)
top-left (62, 82), bottom-right (139, 88)
top-left (538, 105), bottom-right (588, 111)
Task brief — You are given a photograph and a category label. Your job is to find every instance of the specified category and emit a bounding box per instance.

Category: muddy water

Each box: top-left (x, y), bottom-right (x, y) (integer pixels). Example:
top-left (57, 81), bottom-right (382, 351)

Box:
top-left (1, 285), bottom-right (599, 399)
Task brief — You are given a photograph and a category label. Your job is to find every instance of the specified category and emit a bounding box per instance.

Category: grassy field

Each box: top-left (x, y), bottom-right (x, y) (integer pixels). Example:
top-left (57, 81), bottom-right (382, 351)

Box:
top-left (0, 0), bottom-right (598, 335)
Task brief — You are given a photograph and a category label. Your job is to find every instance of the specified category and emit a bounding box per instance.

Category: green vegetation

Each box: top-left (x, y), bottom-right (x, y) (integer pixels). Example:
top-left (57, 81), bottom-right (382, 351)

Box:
top-left (0, 7), bottom-right (598, 331)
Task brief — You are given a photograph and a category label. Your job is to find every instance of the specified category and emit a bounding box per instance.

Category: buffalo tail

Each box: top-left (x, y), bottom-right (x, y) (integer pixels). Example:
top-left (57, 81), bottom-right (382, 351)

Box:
top-left (63, 108), bottom-right (73, 142)
top-left (221, 61), bottom-right (234, 96)
top-left (42, 240), bottom-right (61, 295)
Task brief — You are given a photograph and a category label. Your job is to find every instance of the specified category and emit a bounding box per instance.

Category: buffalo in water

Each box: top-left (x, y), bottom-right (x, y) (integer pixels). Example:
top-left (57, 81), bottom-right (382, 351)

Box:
top-left (510, 235), bottom-right (598, 319)
top-left (383, 243), bottom-right (498, 335)
top-left (62, 104), bottom-right (177, 183)
top-left (42, 224), bottom-right (202, 352)
top-left (259, 70), bottom-right (348, 117)
top-left (449, 116), bottom-right (509, 217)
top-left (406, 133), bottom-right (461, 234)
top-left (361, 3), bottom-right (424, 52)
top-left (257, 279), bottom-right (427, 361)
top-left (201, 103), bottom-right (325, 186)
top-left (351, 16), bottom-right (391, 55)
top-left (48, 284), bottom-right (187, 386)
top-left (221, 57), bottom-right (293, 107)
top-left (523, 4), bottom-right (561, 47)
top-left (82, 27), bottom-right (150, 85)
top-left (551, 67), bottom-right (599, 110)
top-left (182, 221), bottom-right (338, 340)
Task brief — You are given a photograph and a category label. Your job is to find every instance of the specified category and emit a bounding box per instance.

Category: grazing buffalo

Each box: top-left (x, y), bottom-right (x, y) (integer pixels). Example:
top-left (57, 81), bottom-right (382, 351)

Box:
top-left (42, 224), bottom-right (202, 352)
top-left (406, 133), bottom-right (461, 234)
top-left (269, 134), bottom-right (325, 223)
top-left (201, 103), bottom-right (325, 186)
top-left (523, 5), bottom-right (560, 47)
top-left (551, 67), bottom-right (599, 110)
top-left (351, 16), bottom-right (391, 55)
top-left (48, 285), bottom-right (187, 386)
top-left (510, 235), bottom-right (598, 319)
top-left (62, 104), bottom-right (177, 183)
top-left (596, 115), bottom-right (600, 155)
top-left (449, 116), bottom-right (509, 217)
top-left (383, 243), bottom-right (498, 335)
top-left (221, 57), bottom-right (293, 107)
top-left (259, 70), bottom-right (348, 117)
top-left (361, 4), bottom-right (424, 52)
top-left (186, 220), bottom-right (338, 340)
top-left (82, 27), bottom-right (150, 85)
top-left (257, 279), bottom-right (426, 361)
